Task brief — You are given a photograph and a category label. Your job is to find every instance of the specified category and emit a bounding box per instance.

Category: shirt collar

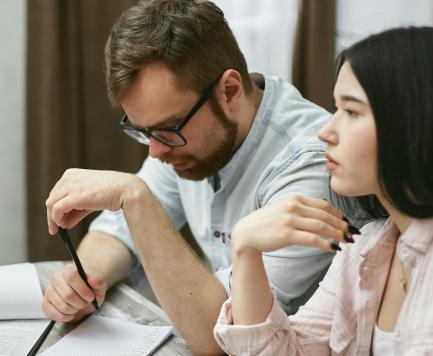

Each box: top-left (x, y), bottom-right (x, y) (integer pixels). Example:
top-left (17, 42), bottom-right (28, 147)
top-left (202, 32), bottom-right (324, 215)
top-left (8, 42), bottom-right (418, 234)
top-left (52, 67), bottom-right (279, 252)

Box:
top-left (359, 217), bottom-right (433, 268)
top-left (216, 74), bottom-right (276, 182)
top-left (360, 218), bottom-right (399, 268)
top-left (400, 217), bottom-right (433, 253)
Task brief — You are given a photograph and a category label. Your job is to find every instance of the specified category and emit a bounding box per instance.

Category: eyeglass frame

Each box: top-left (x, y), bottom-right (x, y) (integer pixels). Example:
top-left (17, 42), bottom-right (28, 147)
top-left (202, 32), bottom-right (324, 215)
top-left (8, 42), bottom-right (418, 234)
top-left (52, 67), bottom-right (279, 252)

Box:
top-left (119, 75), bottom-right (222, 147)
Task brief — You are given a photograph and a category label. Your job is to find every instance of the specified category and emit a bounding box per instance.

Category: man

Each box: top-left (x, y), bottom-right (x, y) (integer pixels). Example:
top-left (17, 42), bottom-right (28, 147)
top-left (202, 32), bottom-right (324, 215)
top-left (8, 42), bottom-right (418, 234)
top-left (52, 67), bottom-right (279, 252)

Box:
top-left (44, 0), bottom-right (335, 354)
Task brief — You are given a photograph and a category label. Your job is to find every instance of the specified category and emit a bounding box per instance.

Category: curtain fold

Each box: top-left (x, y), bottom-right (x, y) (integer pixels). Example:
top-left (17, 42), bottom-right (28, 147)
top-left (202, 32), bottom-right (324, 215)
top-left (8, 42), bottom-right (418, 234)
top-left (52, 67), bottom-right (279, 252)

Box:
top-left (292, 0), bottom-right (336, 112)
top-left (26, 0), bottom-right (144, 262)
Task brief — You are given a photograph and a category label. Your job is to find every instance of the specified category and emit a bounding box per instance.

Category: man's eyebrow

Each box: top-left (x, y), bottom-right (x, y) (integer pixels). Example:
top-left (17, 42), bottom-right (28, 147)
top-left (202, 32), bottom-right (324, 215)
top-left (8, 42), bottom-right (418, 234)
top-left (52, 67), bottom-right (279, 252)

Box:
top-left (133, 112), bottom-right (184, 130)
top-left (339, 95), bottom-right (367, 105)
top-left (150, 114), bottom-right (184, 128)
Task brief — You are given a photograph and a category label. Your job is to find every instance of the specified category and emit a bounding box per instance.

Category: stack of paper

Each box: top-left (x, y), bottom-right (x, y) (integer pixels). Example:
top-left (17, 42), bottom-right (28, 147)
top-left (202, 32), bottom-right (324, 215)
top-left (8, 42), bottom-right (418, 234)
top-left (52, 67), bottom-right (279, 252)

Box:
top-left (0, 263), bottom-right (51, 356)
top-left (0, 263), bottom-right (46, 320)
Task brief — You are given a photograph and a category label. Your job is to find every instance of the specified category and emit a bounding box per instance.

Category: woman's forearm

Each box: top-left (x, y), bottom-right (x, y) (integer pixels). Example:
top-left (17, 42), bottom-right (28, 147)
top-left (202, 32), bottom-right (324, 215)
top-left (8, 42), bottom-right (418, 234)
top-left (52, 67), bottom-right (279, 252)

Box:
top-left (231, 243), bottom-right (273, 325)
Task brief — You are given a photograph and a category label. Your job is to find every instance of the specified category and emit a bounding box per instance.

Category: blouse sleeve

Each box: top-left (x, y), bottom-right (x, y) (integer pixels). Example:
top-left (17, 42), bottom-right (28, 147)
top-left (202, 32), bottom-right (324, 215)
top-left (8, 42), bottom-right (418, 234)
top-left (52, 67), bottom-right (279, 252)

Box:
top-left (213, 244), bottom-right (349, 356)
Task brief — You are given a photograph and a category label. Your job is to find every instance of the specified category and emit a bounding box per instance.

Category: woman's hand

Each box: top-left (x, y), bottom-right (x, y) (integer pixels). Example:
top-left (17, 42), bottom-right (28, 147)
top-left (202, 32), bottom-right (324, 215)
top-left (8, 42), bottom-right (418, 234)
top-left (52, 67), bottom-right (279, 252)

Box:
top-left (45, 168), bottom-right (145, 235)
top-left (231, 195), bottom-right (353, 254)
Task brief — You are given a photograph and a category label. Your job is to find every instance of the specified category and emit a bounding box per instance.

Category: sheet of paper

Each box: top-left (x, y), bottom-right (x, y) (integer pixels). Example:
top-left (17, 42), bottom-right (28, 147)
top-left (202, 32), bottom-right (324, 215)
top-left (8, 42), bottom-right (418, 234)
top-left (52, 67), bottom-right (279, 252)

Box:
top-left (40, 315), bottom-right (172, 356)
top-left (0, 319), bottom-right (51, 356)
top-left (0, 263), bottom-right (45, 319)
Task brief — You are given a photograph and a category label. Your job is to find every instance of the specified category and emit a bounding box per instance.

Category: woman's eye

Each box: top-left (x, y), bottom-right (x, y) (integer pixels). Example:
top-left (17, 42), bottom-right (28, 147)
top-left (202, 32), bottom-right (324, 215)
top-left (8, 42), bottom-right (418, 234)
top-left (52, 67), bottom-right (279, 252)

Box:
top-left (346, 109), bottom-right (359, 118)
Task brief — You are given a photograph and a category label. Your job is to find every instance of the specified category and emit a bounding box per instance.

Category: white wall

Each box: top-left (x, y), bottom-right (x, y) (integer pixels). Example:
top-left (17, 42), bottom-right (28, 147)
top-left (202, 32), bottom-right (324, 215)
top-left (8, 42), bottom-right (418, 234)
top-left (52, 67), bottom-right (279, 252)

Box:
top-left (214, 0), bottom-right (299, 81)
top-left (0, 0), bottom-right (27, 264)
top-left (214, 0), bottom-right (433, 82)
top-left (337, 0), bottom-right (433, 54)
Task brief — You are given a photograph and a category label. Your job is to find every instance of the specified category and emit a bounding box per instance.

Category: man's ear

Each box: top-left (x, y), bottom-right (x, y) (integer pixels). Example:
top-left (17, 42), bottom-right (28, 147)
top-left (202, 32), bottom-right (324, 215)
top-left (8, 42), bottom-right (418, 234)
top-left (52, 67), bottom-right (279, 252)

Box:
top-left (217, 69), bottom-right (243, 112)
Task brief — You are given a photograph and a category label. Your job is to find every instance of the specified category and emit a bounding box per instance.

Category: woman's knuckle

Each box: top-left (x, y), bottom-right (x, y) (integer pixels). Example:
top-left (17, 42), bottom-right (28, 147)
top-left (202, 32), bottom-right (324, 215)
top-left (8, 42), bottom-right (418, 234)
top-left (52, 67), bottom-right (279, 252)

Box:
top-left (284, 214), bottom-right (294, 226)
top-left (311, 221), bottom-right (320, 230)
top-left (312, 235), bottom-right (322, 244)
top-left (291, 194), bottom-right (302, 202)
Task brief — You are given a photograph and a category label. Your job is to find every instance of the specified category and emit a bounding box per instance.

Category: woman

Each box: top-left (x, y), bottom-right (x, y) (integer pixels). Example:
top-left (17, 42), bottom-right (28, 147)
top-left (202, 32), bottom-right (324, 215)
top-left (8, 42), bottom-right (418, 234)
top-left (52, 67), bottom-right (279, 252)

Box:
top-left (213, 26), bottom-right (433, 355)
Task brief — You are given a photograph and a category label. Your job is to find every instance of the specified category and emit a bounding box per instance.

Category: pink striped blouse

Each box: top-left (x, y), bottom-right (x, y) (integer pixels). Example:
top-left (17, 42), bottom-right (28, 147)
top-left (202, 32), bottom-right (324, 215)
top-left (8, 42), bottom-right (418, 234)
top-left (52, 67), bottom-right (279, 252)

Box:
top-left (214, 218), bottom-right (433, 355)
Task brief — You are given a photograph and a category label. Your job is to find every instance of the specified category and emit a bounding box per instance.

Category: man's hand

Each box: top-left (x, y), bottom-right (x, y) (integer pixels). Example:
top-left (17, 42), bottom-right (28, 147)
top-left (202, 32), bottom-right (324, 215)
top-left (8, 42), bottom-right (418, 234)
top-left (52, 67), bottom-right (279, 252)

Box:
top-left (42, 264), bottom-right (107, 322)
top-left (45, 168), bottom-right (143, 235)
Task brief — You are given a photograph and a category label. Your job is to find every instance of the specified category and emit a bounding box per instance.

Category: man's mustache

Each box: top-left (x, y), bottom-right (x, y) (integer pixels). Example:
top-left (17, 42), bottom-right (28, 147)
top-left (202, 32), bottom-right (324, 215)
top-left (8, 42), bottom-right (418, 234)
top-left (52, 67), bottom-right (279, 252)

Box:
top-left (159, 154), bottom-right (194, 165)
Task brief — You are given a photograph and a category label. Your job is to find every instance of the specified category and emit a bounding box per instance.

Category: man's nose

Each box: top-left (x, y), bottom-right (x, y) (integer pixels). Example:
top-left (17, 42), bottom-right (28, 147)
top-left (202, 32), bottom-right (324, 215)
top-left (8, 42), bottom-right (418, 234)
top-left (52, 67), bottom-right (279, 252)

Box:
top-left (148, 137), bottom-right (173, 158)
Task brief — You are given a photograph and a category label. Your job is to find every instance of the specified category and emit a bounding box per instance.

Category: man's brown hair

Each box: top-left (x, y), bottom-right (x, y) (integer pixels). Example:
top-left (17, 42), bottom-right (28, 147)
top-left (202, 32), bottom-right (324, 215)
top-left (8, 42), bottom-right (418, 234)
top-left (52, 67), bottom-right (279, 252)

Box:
top-left (105, 0), bottom-right (253, 106)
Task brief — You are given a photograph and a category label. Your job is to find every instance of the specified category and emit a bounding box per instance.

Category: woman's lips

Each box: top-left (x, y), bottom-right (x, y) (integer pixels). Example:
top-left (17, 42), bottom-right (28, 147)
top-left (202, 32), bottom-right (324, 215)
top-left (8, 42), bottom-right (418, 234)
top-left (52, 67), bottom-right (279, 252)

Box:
top-left (325, 154), bottom-right (338, 171)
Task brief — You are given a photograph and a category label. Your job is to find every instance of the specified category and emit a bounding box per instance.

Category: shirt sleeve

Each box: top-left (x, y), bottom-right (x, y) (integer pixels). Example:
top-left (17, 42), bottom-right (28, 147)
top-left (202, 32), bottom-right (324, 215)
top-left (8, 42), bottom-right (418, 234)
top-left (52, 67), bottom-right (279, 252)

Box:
top-left (89, 157), bottom-right (186, 271)
top-left (255, 144), bottom-right (336, 315)
top-left (214, 243), bottom-right (346, 355)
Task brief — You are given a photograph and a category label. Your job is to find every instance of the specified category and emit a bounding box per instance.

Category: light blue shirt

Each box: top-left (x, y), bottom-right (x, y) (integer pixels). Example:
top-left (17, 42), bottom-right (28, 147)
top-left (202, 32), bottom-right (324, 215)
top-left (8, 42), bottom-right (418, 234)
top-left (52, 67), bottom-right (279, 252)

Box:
top-left (90, 75), bottom-right (334, 314)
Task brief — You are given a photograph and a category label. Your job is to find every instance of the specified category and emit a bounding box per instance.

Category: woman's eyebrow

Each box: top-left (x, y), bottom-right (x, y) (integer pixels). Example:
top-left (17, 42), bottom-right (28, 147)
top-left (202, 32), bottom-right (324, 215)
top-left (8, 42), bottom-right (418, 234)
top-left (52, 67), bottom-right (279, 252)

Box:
top-left (340, 94), bottom-right (367, 105)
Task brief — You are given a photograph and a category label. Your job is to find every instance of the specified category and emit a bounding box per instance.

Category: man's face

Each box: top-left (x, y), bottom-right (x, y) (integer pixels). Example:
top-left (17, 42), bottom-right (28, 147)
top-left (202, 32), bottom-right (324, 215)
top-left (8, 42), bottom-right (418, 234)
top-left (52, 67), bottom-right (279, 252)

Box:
top-left (120, 64), bottom-right (238, 180)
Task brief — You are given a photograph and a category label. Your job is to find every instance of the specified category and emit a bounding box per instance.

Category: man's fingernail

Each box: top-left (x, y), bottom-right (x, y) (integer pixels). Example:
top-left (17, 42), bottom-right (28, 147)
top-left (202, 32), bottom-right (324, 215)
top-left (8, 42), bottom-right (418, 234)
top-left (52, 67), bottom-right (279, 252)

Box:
top-left (330, 242), bottom-right (342, 251)
top-left (86, 295), bottom-right (94, 302)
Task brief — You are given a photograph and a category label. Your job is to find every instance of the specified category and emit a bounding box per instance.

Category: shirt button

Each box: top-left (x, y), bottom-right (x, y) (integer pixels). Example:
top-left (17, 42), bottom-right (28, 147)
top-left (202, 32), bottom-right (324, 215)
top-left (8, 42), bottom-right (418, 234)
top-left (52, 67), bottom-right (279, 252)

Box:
top-left (214, 231), bottom-right (221, 238)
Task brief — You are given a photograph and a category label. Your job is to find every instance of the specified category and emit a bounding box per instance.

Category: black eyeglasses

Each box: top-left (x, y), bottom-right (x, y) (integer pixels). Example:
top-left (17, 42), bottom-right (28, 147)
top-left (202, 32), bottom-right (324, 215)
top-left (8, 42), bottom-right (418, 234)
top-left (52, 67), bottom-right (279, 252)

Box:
top-left (119, 76), bottom-right (221, 147)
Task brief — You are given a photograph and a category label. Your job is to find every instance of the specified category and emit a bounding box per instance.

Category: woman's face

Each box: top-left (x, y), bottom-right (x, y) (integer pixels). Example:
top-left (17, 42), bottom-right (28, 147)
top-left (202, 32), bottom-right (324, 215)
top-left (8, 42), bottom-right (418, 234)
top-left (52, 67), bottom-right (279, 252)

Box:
top-left (318, 62), bottom-right (381, 197)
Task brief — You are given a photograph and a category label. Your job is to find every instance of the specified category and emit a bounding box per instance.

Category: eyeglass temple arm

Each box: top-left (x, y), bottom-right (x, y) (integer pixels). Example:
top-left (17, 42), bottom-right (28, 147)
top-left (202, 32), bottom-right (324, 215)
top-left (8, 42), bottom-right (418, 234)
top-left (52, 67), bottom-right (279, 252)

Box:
top-left (176, 76), bottom-right (221, 131)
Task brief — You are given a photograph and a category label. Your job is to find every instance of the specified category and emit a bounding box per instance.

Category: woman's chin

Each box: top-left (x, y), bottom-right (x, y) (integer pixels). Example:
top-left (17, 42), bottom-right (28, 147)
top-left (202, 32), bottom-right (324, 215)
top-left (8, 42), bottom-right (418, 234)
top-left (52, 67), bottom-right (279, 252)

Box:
top-left (330, 179), bottom-right (361, 197)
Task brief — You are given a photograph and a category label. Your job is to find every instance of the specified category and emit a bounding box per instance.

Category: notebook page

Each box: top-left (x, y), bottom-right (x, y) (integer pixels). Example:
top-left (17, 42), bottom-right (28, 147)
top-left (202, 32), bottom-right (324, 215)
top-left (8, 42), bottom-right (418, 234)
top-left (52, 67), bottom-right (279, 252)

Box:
top-left (0, 263), bottom-right (45, 319)
top-left (0, 319), bottom-right (51, 356)
top-left (40, 315), bottom-right (172, 356)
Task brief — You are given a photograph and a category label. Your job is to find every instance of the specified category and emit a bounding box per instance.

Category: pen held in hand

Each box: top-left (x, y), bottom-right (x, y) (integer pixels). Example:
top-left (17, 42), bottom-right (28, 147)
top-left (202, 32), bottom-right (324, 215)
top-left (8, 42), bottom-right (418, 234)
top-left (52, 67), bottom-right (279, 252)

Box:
top-left (58, 227), bottom-right (101, 314)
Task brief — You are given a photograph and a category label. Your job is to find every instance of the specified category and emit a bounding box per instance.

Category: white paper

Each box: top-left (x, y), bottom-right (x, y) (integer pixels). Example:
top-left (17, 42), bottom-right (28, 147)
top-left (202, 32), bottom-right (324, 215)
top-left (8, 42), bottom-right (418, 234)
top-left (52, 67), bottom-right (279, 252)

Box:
top-left (0, 319), bottom-right (51, 356)
top-left (40, 315), bottom-right (172, 356)
top-left (0, 263), bottom-right (45, 320)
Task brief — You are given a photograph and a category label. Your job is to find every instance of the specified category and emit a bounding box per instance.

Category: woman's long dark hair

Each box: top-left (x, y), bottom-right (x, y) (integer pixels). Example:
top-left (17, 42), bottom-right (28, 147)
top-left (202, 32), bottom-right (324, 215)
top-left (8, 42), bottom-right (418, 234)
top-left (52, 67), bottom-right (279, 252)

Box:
top-left (335, 27), bottom-right (433, 220)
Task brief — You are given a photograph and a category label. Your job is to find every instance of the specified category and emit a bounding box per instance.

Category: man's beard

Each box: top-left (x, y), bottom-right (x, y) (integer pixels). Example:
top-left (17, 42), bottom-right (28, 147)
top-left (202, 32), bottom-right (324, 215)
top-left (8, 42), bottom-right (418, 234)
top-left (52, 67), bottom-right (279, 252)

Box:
top-left (160, 97), bottom-right (238, 181)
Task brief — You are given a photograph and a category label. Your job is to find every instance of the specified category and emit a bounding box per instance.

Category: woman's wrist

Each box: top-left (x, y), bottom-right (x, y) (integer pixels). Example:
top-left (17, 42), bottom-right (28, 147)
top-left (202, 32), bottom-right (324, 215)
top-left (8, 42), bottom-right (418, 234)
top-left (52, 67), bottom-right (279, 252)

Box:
top-left (231, 228), bottom-right (261, 259)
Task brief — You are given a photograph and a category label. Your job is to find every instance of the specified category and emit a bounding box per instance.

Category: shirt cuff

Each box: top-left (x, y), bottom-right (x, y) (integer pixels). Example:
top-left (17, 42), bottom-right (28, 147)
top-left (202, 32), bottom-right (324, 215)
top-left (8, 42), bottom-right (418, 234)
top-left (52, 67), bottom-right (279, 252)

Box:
top-left (213, 291), bottom-right (289, 354)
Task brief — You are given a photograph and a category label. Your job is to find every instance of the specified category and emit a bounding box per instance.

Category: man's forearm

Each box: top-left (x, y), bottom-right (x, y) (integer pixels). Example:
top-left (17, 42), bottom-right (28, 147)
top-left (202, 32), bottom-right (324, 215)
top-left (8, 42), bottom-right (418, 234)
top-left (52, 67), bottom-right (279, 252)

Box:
top-left (77, 231), bottom-right (133, 288)
top-left (123, 182), bottom-right (227, 355)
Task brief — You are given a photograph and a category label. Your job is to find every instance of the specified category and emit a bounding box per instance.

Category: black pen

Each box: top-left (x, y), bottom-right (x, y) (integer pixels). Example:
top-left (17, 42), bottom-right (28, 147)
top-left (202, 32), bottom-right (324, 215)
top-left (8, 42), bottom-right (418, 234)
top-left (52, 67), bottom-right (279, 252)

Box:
top-left (58, 227), bottom-right (101, 314)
